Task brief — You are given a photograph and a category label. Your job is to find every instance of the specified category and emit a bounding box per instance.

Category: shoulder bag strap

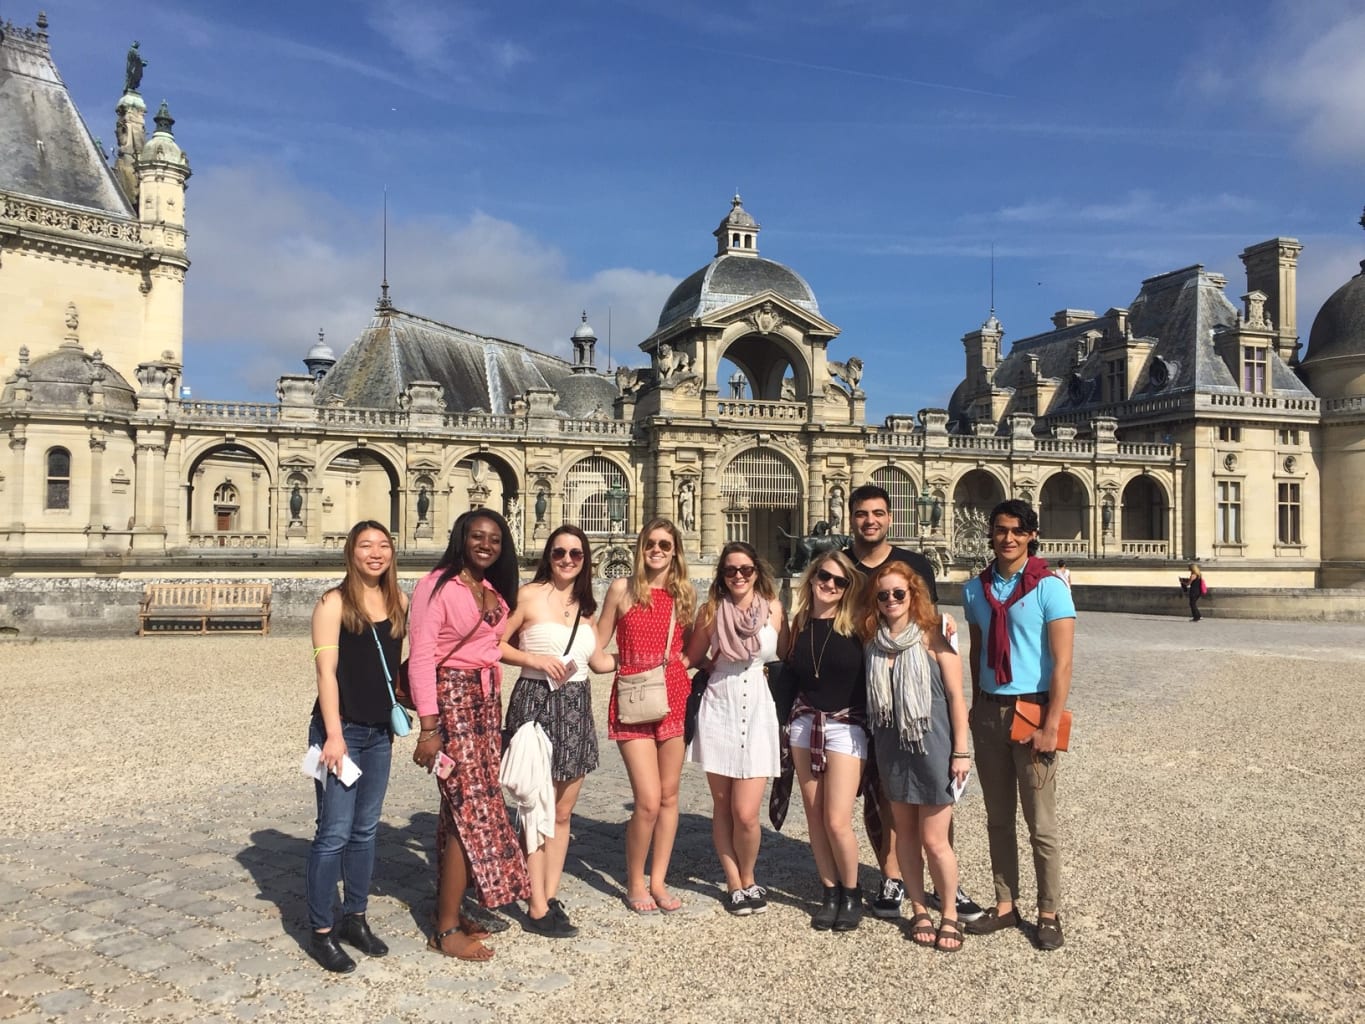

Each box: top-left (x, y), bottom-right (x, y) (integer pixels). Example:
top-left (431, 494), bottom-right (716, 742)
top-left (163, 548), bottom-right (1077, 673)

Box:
top-left (563, 605), bottom-right (583, 656)
top-left (659, 604), bottom-right (677, 669)
top-left (370, 625), bottom-right (400, 707)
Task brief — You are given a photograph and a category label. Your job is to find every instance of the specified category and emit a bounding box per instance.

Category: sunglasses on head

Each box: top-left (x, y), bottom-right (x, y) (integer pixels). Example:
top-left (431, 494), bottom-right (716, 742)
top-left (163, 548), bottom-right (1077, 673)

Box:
top-left (876, 588), bottom-right (908, 603)
top-left (815, 568), bottom-right (850, 590)
top-left (550, 546), bottom-right (584, 563)
top-left (644, 538), bottom-right (673, 553)
top-left (722, 564), bottom-right (756, 580)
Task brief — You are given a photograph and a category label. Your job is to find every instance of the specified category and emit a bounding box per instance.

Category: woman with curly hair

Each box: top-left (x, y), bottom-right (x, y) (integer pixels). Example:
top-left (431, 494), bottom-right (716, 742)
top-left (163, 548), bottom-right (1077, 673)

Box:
top-left (686, 541), bottom-right (789, 916)
top-left (597, 518), bottom-right (695, 914)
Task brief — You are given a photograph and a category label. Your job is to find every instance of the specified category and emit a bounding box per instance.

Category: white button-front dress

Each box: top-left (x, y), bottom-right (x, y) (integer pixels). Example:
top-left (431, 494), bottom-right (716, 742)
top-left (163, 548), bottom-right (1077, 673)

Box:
top-left (687, 623), bottom-right (781, 779)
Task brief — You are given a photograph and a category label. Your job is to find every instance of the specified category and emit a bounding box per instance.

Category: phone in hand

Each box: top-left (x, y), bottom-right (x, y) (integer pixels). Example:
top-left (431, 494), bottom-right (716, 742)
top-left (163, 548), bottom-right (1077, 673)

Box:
top-left (434, 751), bottom-right (455, 780)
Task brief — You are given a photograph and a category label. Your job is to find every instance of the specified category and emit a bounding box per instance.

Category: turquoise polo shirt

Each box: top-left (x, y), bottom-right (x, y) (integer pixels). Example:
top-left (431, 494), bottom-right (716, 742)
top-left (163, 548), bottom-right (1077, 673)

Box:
top-left (962, 563), bottom-right (1076, 695)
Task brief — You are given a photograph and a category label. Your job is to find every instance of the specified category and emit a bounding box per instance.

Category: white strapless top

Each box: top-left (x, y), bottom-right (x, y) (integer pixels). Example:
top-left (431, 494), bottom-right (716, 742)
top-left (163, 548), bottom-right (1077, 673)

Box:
top-left (518, 619), bottom-right (595, 681)
top-left (713, 623), bottom-right (779, 674)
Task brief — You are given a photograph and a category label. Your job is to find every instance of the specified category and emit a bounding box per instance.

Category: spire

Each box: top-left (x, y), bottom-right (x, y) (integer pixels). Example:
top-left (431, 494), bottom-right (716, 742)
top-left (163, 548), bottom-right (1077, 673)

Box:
top-left (571, 311), bottom-right (597, 372)
top-left (378, 188), bottom-right (393, 310)
top-left (152, 99), bottom-right (174, 135)
top-left (714, 192), bottom-right (760, 258)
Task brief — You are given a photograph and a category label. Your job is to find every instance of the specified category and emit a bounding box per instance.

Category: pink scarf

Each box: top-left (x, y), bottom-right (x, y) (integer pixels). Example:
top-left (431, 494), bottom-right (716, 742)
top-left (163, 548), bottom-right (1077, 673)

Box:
top-left (714, 598), bottom-right (765, 664)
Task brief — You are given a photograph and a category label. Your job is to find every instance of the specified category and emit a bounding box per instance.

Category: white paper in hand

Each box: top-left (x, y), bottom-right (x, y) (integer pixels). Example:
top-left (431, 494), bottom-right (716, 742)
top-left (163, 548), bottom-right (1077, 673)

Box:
top-left (942, 612), bottom-right (959, 654)
top-left (301, 744), bottom-right (362, 786)
top-left (950, 769), bottom-right (971, 804)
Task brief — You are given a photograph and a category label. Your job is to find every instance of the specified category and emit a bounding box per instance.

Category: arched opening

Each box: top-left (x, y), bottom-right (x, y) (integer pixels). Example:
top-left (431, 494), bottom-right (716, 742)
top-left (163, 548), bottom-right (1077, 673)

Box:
top-left (721, 448), bottom-right (802, 572)
top-left (321, 449), bottom-right (398, 537)
top-left (45, 447), bottom-right (71, 510)
top-left (185, 444), bottom-right (272, 546)
top-left (1122, 475), bottom-right (1168, 552)
top-left (949, 469), bottom-right (1004, 568)
top-left (452, 454), bottom-right (519, 522)
top-left (952, 469), bottom-right (1004, 519)
top-left (719, 333), bottom-right (800, 402)
top-left (871, 465), bottom-right (918, 543)
top-left (563, 456), bottom-right (629, 536)
top-left (1040, 472), bottom-right (1091, 549)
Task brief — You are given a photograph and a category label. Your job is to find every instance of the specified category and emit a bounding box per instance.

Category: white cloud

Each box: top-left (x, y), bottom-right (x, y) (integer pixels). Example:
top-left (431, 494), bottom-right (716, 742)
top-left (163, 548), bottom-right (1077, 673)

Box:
top-left (363, 0), bottom-right (531, 78)
top-left (182, 163), bottom-right (676, 398)
top-left (1265, 10), bottom-right (1365, 160)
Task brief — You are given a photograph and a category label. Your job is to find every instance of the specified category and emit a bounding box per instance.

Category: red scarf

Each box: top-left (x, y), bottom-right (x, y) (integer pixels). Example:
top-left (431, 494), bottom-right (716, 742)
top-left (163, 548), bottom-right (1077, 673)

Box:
top-left (979, 556), bottom-right (1052, 686)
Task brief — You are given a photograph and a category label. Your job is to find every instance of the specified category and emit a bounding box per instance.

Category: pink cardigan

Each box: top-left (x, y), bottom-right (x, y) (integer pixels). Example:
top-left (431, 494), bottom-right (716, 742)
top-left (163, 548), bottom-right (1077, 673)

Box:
top-left (407, 570), bottom-right (509, 715)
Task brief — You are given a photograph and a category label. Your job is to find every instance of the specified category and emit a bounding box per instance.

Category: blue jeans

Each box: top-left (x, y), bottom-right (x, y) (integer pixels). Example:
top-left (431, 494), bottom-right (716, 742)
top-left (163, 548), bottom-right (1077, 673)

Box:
top-left (305, 717), bottom-right (393, 930)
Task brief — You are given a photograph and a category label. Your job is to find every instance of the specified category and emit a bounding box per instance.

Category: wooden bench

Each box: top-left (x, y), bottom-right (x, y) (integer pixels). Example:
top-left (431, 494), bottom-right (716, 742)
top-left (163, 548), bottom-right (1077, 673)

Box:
top-left (138, 582), bottom-right (272, 636)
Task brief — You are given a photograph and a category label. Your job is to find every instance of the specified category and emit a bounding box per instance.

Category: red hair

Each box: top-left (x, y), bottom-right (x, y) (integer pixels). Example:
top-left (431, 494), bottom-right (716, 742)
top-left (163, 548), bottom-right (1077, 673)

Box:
top-left (858, 561), bottom-right (937, 640)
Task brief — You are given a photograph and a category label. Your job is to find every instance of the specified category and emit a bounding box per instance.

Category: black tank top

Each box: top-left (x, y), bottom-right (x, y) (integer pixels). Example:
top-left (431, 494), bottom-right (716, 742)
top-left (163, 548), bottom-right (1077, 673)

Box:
top-left (313, 618), bottom-right (401, 727)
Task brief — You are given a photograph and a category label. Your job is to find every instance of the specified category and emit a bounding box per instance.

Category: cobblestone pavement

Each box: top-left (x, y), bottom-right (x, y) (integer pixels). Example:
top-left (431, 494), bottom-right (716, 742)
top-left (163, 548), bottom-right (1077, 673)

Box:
top-left (1, 610), bottom-right (1362, 1023)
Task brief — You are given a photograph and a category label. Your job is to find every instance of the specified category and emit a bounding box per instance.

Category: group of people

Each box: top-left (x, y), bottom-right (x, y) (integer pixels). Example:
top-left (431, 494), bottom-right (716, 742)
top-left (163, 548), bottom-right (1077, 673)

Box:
top-left (302, 485), bottom-right (1076, 973)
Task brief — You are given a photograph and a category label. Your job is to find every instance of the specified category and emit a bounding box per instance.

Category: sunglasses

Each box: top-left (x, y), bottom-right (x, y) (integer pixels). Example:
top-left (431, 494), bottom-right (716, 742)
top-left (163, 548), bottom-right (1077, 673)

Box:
top-left (815, 568), bottom-right (850, 590)
top-left (550, 547), bottom-right (584, 563)
top-left (722, 564), bottom-right (756, 580)
top-left (992, 525), bottom-right (1033, 538)
top-left (644, 538), bottom-right (673, 553)
top-left (876, 588), bottom-right (908, 603)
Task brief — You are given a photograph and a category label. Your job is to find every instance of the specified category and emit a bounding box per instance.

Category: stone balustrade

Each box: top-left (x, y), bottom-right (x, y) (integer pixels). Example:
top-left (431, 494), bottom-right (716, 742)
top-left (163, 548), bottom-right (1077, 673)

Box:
top-left (716, 400), bottom-right (807, 422)
top-left (185, 532), bottom-right (272, 549)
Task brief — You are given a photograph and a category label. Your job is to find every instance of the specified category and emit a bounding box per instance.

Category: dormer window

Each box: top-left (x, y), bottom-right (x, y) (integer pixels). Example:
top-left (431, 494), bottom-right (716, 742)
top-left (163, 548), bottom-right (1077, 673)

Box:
top-left (1104, 358), bottom-right (1127, 404)
top-left (1241, 345), bottom-right (1268, 393)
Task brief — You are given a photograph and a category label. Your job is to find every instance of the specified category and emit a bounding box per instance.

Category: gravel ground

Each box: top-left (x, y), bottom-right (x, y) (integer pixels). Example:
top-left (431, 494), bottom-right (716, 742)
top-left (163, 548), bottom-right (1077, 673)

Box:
top-left (1, 611), bottom-right (1362, 1023)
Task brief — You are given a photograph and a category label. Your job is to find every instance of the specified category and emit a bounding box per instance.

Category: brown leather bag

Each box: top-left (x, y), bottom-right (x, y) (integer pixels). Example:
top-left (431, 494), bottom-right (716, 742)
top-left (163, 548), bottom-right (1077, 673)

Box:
top-left (1010, 700), bottom-right (1072, 752)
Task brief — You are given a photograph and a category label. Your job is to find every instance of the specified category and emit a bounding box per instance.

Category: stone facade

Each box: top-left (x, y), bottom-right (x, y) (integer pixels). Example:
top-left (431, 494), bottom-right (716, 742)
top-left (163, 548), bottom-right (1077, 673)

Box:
top-left (2, 20), bottom-right (1363, 589)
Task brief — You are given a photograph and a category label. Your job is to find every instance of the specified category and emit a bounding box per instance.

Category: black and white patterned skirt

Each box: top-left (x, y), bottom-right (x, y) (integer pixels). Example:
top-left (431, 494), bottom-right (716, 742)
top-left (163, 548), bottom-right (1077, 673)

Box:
top-left (504, 676), bottom-right (600, 782)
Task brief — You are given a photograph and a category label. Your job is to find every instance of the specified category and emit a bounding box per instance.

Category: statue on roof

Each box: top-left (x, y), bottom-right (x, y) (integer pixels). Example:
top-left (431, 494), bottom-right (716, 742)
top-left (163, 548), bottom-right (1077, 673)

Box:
top-left (124, 41), bottom-right (146, 93)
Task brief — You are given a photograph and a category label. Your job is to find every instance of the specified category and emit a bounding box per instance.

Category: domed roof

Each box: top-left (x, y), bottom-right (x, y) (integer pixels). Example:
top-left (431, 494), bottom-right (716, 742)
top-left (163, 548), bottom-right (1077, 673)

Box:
top-left (2, 340), bottom-right (136, 412)
top-left (555, 372), bottom-right (619, 420)
top-left (306, 334), bottom-right (336, 362)
top-left (718, 192), bottom-right (757, 230)
top-left (656, 254), bottom-right (820, 330)
top-left (138, 101), bottom-right (186, 165)
top-left (1303, 261), bottom-right (1365, 366)
top-left (572, 314), bottom-right (597, 341)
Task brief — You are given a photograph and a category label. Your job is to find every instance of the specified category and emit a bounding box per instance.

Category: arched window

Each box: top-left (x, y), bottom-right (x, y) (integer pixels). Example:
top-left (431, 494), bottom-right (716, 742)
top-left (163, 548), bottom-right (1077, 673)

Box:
top-left (45, 448), bottom-right (71, 510)
top-left (564, 456), bottom-right (628, 535)
top-left (871, 466), bottom-right (916, 542)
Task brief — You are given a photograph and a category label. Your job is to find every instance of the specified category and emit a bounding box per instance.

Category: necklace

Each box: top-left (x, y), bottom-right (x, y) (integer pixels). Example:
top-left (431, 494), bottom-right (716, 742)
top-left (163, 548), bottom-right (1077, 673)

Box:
top-left (810, 617), bottom-right (835, 680)
top-left (552, 588), bottom-right (577, 621)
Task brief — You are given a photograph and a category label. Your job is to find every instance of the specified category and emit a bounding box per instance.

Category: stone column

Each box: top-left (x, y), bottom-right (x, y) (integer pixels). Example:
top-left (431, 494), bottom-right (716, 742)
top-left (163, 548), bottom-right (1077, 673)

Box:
top-left (653, 455), bottom-right (671, 530)
top-left (7, 433), bottom-right (26, 533)
top-left (132, 439), bottom-right (169, 551)
top-left (807, 450), bottom-right (824, 535)
top-left (87, 435), bottom-right (106, 548)
top-left (700, 448), bottom-right (722, 562)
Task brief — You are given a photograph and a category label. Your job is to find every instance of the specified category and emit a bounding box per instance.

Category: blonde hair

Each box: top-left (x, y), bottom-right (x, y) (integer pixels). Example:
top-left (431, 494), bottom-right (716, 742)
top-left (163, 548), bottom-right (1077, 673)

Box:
top-left (1189, 563), bottom-right (1202, 578)
top-left (791, 550), bottom-right (860, 639)
top-left (628, 517), bottom-right (695, 626)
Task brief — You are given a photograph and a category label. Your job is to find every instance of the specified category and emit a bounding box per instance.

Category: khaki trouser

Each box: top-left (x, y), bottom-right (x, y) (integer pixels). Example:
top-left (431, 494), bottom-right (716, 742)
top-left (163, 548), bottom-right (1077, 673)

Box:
top-left (971, 699), bottom-right (1061, 913)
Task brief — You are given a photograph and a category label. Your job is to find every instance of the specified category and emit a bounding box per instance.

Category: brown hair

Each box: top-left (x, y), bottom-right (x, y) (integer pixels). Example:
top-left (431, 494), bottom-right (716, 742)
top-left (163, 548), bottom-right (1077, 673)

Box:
top-left (697, 541), bottom-right (777, 631)
top-left (858, 560), bottom-right (936, 640)
top-left (336, 520), bottom-right (406, 639)
top-left (628, 517), bottom-right (695, 626)
top-left (530, 525), bottom-right (597, 616)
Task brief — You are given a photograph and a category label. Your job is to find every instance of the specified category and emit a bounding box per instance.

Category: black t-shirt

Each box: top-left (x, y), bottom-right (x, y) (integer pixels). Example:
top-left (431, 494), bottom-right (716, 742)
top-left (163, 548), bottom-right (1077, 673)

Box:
top-left (847, 544), bottom-right (939, 605)
top-left (788, 617), bottom-right (866, 713)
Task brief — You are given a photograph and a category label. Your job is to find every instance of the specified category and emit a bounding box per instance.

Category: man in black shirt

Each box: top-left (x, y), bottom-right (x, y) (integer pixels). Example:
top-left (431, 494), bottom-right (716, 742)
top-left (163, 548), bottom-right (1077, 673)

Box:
top-left (844, 483), bottom-right (983, 924)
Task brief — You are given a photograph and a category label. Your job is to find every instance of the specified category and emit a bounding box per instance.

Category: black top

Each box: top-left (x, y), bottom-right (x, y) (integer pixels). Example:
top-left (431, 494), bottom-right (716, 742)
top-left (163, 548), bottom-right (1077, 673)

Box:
top-left (848, 544), bottom-right (939, 605)
top-left (788, 617), bottom-right (866, 713)
top-left (313, 617), bottom-right (401, 727)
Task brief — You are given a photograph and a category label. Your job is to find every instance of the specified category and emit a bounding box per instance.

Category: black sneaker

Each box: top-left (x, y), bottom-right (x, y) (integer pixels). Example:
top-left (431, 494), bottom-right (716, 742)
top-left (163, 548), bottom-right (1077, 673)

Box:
top-left (548, 899), bottom-right (580, 937)
top-left (955, 887), bottom-right (986, 923)
top-left (870, 877), bottom-right (905, 919)
top-left (524, 901), bottom-right (579, 939)
top-left (461, 895), bottom-right (510, 933)
top-left (744, 884), bottom-right (769, 914)
top-left (725, 888), bottom-right (752, 916)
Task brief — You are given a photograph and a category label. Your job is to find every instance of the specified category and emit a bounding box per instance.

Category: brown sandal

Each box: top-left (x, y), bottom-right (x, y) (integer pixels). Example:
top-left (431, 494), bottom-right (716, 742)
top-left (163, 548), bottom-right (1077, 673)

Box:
top-left (936, 917), bottom-right (965, 953)
top-left (427, 925), bottom-right (494, 961)
top-left (908, 912), bottom-right (937, 948)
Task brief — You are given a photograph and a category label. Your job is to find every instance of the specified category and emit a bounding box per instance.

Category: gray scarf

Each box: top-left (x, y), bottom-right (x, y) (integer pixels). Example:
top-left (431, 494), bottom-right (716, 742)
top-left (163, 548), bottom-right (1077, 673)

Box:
top-left (866, 621), bottom-right (934, 753)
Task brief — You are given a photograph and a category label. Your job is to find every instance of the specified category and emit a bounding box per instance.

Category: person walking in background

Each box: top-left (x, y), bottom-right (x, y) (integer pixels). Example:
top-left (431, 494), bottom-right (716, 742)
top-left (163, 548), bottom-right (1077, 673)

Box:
top-left (409, 510), bottom-right (528, 962)
top-left (1186, 564), bottom-right (1206, 621)
top-left (686, 542), bottom-right (789, 916)
top-left (785, 551), bottom-right (868, 931)
top-left (305, 520), bottom-right (408, 974)
top-left (1054, 560), bottom-right (1072, 588)
top-left (597, 519), bottom-right (696, 915)
top-left (962, 499), bottom-right (1076, 951)
top-left (842, 483), bottom-right (982, 925)
top-left (861, 562), bottom-right (969, 952)
top-left (500, 527), bottom-right (616, 938)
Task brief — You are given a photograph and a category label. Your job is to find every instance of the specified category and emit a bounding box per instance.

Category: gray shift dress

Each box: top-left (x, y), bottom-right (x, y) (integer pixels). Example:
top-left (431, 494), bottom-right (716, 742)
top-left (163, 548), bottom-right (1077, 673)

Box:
top-left (872, 655), bottom-right (953, 806)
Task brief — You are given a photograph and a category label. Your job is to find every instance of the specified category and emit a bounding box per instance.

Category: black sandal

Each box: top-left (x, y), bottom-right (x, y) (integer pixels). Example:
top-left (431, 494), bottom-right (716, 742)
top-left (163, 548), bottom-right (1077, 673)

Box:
top-left (936, 917), bottom-right (965, 953)
top-left (908, 912), bottom-right (937, 947)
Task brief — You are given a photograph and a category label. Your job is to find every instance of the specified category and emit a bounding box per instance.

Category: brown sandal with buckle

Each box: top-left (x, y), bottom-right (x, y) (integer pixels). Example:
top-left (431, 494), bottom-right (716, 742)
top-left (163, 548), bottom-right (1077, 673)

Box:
top-left (936, 917), bottom-right (965, 953)
top-left (427, 925), bottom-right (494, 961)
top-left (908, 912), bottom-right (937, 947)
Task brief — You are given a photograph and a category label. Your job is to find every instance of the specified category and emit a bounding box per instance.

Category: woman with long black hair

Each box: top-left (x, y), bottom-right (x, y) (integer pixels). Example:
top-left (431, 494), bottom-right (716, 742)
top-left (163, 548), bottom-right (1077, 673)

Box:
top-left (409, 509), bottom-right (527, 961)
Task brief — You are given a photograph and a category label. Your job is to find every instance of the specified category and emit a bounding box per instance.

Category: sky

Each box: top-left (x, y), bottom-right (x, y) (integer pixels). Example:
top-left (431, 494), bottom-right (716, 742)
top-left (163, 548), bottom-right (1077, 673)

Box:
top-left (19, 0), bottom-right (1365, 421)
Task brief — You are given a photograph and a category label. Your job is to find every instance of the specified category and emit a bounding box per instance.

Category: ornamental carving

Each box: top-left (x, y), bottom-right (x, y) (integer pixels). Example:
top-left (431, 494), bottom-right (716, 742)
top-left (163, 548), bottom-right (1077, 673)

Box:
top-left (750, 301), bottom-right (785, 336)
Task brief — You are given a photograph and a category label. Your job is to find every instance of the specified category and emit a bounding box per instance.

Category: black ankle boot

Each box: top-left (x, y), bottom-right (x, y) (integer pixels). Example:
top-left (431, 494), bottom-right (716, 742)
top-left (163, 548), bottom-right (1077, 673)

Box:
top-left (309, 929), bottom-right (357, 973)
top-left (811, 885), bottom-right (839, 931)
top-left (337, 913), bottom-right (389, 957)
top-left (833, 885), bottom-right (863, 932)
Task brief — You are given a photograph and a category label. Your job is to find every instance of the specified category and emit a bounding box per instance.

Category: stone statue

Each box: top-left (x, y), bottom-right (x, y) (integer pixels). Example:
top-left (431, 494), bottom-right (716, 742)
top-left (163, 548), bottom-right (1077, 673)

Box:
top-left (416, 487), bottom-right (431, 523)
top-left (677, 479), bottom-right (696, 532)
top-left (828, 356), bottom-right (864, 392)
top-left (534, 488), bottom-right (548, 526)
top-left (616, 366), bottom-right (646, 395)
top-left (827, 486), bottom-right (845, 533)
top-left (655, 342), bottom-right (692, 381)
top-left (779, 521), bottom-right (853, 577)
top-left (781, 377), bottom-right (796, 402)
top-left (289, 484), bottom-right (304, 525)
top-left (124, 42), bottom-right (146, 93)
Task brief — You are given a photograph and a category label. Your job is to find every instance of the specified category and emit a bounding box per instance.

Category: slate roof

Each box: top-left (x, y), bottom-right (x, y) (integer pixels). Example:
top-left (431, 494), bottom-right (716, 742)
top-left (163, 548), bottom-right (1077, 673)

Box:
top-left (656, 254), bottom-right (819, 330)
top-left (0, 21), bottom-right (134, 216)
top-left (2, 341), bottom-right (136, 412)
top-left (1303, 262), bottom-right (1365, 366)
top-left (314, 305), bottom-right (617, 416)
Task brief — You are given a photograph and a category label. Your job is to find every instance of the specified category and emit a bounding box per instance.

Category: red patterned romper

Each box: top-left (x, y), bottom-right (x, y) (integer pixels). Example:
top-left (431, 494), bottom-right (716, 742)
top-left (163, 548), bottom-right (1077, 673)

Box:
top-left (607, 589), bottom-right (690, 743)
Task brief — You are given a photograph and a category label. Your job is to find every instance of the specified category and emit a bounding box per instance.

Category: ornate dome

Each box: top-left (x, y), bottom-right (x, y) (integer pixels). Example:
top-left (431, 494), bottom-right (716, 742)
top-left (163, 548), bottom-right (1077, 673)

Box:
top-left (138, 101), bottom-right (186, 166)
top-left (555, 372), bottom-right (618, 420)
top-left (656, 255), bottom-right (820, 330)
top-left (1303, 262), bottom-right (1365, 367)
top-left (2, 340), bottom-right (136, 412)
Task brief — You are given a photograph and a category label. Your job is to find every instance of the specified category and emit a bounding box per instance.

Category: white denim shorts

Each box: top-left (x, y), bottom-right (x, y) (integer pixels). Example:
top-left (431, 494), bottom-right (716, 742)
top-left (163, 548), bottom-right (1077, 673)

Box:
top-left (788, 713), bottom-right (868, 760)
